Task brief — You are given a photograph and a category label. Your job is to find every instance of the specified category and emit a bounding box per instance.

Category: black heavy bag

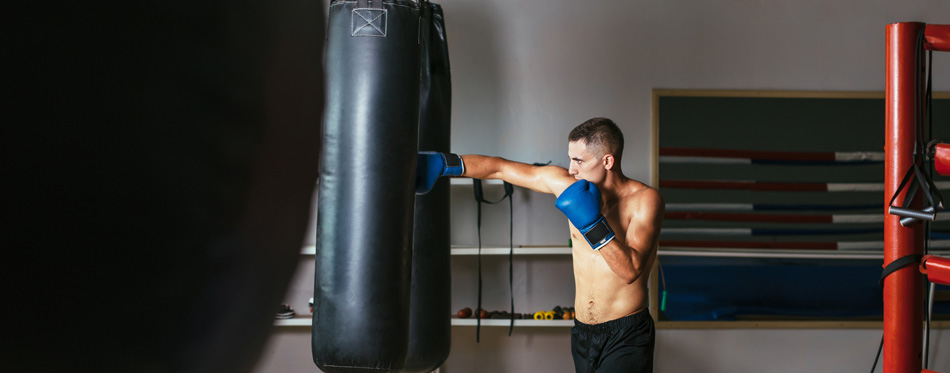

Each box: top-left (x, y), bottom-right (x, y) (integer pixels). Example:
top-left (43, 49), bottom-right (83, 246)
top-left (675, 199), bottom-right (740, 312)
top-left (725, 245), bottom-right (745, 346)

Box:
top-left (314, 0), bottom-right (423, 371)
top-left (405, 3), bottom-right (452, 373)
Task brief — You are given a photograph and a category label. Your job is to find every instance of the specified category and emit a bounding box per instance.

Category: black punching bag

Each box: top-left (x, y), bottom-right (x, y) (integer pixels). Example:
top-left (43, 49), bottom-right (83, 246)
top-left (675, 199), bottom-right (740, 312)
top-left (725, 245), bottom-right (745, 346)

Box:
top-left (404, 3), bottom-right (452, 372)
top-left (314, 0), bottom-right (422, 371)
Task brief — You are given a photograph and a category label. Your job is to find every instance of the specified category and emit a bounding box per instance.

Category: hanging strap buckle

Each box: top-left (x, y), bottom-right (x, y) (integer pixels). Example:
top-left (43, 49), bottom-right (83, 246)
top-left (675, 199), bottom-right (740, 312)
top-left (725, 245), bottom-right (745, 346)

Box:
top-left (887, 160), bottom-right (944, 226)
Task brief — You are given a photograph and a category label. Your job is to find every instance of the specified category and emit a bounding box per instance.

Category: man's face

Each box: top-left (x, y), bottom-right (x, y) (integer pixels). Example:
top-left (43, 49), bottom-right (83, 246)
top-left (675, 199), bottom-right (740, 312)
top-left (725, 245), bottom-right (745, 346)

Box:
top-left (568, 140), bottom-right (606, 183)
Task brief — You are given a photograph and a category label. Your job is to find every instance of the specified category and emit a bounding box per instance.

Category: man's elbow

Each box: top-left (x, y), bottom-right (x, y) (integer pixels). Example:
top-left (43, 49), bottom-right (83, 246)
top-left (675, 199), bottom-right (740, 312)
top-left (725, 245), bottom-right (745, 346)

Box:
top-left (621, 260), bottom-right (649, 284)
top-left (622, 271), bottom-right (640, 285)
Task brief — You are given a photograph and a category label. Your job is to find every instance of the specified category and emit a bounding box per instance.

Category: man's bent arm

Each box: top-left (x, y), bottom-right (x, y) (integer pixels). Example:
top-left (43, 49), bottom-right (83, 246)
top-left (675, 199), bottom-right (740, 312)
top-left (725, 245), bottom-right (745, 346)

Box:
top-left (598, 189), bottom-right (665, 284)
top-left (461, 155), bottom-right (574, 195)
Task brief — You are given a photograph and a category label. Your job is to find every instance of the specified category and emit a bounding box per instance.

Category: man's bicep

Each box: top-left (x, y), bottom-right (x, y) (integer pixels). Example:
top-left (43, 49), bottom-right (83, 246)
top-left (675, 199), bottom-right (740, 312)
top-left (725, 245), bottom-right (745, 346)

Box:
top-left (626, 194), bottom-right (665, 252)
top-left (538, 166), bottom-right (575, 196)
top-left (496, 163), bottom-right (570, 195)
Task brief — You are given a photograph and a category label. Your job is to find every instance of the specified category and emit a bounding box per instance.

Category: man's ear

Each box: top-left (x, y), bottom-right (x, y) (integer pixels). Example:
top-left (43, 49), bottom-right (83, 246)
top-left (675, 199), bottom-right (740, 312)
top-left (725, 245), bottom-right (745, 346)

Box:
top-left (603, 154), bottom-right (614, 170)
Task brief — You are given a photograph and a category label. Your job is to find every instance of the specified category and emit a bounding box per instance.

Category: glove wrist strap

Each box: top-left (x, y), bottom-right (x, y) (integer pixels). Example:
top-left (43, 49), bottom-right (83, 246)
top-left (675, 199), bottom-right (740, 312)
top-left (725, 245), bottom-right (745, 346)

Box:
top-left (582, 217), bottom-right (615, 251)
top-left (443, 153), bottom-right (465, 176)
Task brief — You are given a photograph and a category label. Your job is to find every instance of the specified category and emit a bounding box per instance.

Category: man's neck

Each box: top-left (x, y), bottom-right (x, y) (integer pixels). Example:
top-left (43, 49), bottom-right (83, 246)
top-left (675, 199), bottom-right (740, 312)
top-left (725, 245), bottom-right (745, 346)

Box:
top-left (598, 170), bottom-right (629, 200)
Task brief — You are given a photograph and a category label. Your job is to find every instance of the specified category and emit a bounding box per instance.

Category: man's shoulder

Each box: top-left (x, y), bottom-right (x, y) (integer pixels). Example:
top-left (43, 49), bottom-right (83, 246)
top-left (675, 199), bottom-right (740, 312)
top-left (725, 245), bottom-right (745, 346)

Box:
top-left (538, 165), bottom-right (575, 195)
top-left (621, 180), bottom-right (664, 211)
top-left (622, 179), bottom-right (661, 197)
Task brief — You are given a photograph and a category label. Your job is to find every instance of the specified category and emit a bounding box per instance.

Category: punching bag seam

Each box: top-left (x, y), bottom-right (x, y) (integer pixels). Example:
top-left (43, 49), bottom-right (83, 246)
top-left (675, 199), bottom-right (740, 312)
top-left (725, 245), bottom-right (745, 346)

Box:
top-left (352, 8), bottom-right (387, 37)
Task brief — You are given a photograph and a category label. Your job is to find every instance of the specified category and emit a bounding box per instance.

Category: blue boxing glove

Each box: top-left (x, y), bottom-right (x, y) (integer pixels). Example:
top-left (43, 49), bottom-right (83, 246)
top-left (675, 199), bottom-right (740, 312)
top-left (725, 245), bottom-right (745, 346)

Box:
top-left (416, 151), bottom-right (465, 195)
top-left (555, 180), bottom-right (615, 250)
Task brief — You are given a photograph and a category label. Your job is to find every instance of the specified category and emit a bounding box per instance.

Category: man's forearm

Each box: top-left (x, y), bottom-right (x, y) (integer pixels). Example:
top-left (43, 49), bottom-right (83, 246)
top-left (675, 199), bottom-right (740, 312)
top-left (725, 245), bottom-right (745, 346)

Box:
top-left (460, 154), bottom-right (505, 180)
top-left (459, 154), bottom-right (570, 195)
top-left (599, 241), bottom-right (644, 285)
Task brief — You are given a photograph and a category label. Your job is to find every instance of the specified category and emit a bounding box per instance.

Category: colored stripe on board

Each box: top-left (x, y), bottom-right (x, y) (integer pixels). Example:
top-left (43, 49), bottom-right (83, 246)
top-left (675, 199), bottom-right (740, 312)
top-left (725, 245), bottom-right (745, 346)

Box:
top-left (664, 203), bottom-right (881, 211)
top-left (665, 211), bottom-right (831, 223)
top-left (659, 156), bottom-right (750, 164)
top-left (665, 212), bottom-right (950, 223)
top-left (756, 203), bottom-right (881, 211)
top-left (835, 152), bottom-right (885, 162)
top-left (838, 240), bottom-right (950, 250)
top-left (659, 147), bottom-right (884, 163)
top-left (659, 240), bottom-right (838, 250)
top-left (665, 203), bottom-right (754, 211)
top-left (661, 228), bottom-right (753, 236)
top-left (826, 183), bottom-right (885, 192)
top-left (661, 240), bottom-right (950, 250)
top-left (660, 180), bottom-right (950, 191)
top-left (751, 159), bottom-right (882, 166)
top-left (751, 227), bottom-right (882, 235)
top-left (661, 227), bottom-right (883, 236)
top-left (832, 214), bottom-right (885, 223)
top-left (660, 180), bottom-right (827, 191)
top-left (659, 147), bottom-right (836, 161)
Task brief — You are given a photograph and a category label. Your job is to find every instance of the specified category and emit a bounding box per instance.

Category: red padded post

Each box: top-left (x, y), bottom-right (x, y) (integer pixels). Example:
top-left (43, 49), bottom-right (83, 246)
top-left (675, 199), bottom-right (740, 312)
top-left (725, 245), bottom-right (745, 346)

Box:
top-left (924, 24), bottom-right (950, 51)
top-left (884, 21), bottom-right (925, 373)
top-left (934, 143), bottom-right (950, 176)
top-left (920, 255), bottom-right (950, 286)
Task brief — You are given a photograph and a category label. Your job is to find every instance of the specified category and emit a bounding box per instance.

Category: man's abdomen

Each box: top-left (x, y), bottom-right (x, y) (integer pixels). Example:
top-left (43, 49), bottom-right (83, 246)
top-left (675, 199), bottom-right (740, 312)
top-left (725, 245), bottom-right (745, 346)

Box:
top-left (572, 248), bottom-right (649, 324)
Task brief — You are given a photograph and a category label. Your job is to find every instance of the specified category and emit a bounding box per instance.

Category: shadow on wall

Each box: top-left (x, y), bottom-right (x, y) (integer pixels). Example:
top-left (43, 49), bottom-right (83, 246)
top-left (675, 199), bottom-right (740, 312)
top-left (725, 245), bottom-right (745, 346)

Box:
top-left (446, 1), bottom-right (505, 156)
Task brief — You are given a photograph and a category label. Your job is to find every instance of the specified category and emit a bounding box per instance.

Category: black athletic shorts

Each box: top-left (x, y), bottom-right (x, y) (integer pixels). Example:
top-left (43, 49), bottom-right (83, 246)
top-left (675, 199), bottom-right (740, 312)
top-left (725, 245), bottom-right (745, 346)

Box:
top-left (570, 309), bottom-right (655, 373)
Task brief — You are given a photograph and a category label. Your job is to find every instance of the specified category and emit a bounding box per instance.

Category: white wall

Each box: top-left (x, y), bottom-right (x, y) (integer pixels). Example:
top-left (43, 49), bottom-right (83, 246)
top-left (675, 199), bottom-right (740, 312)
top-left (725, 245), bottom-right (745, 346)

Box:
top-left (448, 0), bottom-right (950, 183)
top-left (255, 0), bottom-right (950, 372)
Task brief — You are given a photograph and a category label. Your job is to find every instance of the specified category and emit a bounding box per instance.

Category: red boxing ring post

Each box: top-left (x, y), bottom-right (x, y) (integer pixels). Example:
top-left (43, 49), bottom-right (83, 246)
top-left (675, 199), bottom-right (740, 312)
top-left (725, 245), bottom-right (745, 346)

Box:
top-left (885, 22), bottom-right (950, 373)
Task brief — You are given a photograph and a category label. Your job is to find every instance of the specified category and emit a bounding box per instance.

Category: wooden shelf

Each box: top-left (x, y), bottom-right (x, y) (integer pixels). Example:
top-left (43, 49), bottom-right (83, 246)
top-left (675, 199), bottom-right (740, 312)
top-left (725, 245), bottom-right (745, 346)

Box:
top-left (656, 320), bottom-right (950, 329)
top-left (450, 178), bottom-right (504, 185)
top-left (274, 316), bottom-right (573, 327)
top-left (660, 247), bottom-right (950, 260)
top-left (451, 318), bottom-right (573, 327)
top-left (276, 315), bottom-right (950, 329)
top-left (305, 245), bottom-right (570, 256)
top-left (274, 315), bottom-right (312, 327)
top-left (447, 245), bottom-right (950, 260)
top-left (451, 246), bottom-right (571, 255)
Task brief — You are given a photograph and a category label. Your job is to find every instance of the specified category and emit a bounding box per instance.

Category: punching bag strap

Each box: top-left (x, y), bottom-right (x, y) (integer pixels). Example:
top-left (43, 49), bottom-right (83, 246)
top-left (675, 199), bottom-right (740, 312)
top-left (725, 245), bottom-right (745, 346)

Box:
top-left (473, 179), bottom-right (514, 204)
top-left (356, 0), bottom-right (380, 8)
top-left (887, 129), bottom-right (944, 226)
top-left (880, 254), bottom-right (923, 288)
top-left (473, 179), bottom-right (515, 341)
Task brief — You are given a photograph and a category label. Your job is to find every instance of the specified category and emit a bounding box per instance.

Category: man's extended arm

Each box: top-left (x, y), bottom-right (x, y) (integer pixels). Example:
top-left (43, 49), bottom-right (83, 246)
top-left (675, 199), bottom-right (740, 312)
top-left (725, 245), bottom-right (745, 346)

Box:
top-left (461, 155), bottom-right (574, 195)
top-left (417, 152), bottom-right (574, 196)
top-left (598, 190), bottom-right (665, 284)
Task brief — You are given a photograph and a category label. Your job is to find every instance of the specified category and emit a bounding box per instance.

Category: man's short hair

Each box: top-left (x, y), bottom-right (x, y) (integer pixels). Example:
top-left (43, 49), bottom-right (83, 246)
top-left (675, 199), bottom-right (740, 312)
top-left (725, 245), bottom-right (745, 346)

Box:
top-left (568, 117), bottom-right (624, 160)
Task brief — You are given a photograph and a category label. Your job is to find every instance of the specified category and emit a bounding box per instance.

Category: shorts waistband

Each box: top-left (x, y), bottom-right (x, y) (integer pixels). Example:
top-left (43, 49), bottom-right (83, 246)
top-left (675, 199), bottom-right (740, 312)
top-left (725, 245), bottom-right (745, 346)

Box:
top-left (573, 309), bottom-right (651, 333)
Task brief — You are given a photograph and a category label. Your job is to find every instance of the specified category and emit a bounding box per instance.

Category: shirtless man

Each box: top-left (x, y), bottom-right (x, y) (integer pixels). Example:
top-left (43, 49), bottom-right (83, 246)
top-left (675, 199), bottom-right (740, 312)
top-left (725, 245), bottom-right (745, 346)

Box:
top-left (416, 117), bottom-right (665, 372)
